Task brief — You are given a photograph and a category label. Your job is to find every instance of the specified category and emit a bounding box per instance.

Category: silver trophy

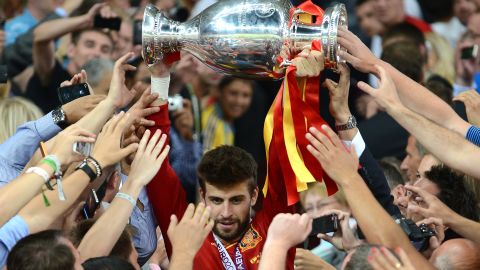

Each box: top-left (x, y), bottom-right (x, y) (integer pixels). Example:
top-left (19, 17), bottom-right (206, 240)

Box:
top-left (142, 0), bottom-right (347, 79)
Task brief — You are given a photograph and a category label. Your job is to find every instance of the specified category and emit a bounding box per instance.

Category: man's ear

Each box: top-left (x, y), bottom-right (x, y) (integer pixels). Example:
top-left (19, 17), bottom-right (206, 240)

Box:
top-left (199, 187), bottom-right (206, 204)
top-left (67, 42), bottom-right (76, 60)
top-left (251, 187), bottom-right (259, 206)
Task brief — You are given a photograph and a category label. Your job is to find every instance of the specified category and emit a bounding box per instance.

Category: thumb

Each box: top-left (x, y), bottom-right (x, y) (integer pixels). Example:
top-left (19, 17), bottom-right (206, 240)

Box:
top-left (407, 204), bottom-right (429, 218)
top-left (90, 3), bottom-right (106, 14)
top-left (324, 79), bottom-right (337, 93)
top-left (317, 233), bottom-right (333, 243)
top-left (119, 143), bottom-right (139, 158)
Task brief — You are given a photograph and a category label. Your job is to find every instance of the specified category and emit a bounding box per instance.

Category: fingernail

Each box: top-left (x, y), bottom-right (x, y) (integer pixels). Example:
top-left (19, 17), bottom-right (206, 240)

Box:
top-left (368, 255), bottom-right (373, 261)
top-left (371, 248), bottom-right (377, 254)
top-left (380, 247), bottom-right (387, 254)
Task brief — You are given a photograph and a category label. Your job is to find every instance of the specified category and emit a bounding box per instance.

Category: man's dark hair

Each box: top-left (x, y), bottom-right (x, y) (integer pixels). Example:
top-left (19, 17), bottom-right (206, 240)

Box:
top-left (425, 165), bottom-right (480, 221)
top-left (382, 23), bottom-right (426, 48)
top-left (417, 0), bottom-right (454, 23)
top-left (7, 230), bottom-right (76, 270)
top-left (71, 28), bottom-right (114, 48)
top-left (379, 158), bottom-right (406, 190)
top-left (425, 75), bottom-right (453, 105)
top-left (344, 244), bottom-right (397, 270)
top-left (381, 41), bottom-right (424, 82)
top-left (218, 77), bottom-right (254, 92)
top-left (197, 145), bottom-right (257, 193)
top-left (69, 219), bottom-right (136, 261)
top-left (82, 256), bottom-right (135, 270)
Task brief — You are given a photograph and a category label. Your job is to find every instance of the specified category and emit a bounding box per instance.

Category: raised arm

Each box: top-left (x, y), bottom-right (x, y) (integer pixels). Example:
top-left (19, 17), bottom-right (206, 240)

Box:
top-left (0, 125), bottom-right (95, 227)
top-left (357, 65), bottom-right (480, 179)
top-left (32, 3), bottom-right (107, 84)
top-left (305, 125), bottom-right (434, 270)
top-left (337, 28), bottom-right (470, 135)
top-left (78, 124), bottom-right (169, 261)
top-left (18, 113), bottom-right (138, 234)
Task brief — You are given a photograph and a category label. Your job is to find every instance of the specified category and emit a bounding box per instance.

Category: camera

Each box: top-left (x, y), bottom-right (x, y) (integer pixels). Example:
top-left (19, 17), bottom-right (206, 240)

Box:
top-left (394, 215), bottom-right (435, 251)
top-left (461, 45), bottom-right (478, 60)
top-left (168, 95), bottom-right (183, 112)
top-left (309, 214), bottom-right (339, 236)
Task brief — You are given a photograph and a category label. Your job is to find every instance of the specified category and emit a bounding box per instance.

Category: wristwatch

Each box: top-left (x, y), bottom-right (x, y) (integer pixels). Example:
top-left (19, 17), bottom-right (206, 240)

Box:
top-left (52, 107), bottom-right (68, 129)
top-left (335, 115), bottom-right (357, 131)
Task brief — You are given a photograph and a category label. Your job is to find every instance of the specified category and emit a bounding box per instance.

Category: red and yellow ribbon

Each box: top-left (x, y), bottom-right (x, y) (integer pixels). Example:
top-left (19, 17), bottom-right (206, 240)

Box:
top-left (263, 1), bottom-right (339, 206)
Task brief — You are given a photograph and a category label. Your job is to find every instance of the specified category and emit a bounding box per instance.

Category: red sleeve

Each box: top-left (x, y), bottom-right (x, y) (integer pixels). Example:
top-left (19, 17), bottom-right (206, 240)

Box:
top-left (146, 104), bottom-right (188, 258)
top-left (405, 16), bottom-right (432, 33)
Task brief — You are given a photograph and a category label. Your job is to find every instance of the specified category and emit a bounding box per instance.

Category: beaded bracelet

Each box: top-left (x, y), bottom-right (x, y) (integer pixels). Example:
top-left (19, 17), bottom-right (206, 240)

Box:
top-left (86, 156), bottom-right (103, 177)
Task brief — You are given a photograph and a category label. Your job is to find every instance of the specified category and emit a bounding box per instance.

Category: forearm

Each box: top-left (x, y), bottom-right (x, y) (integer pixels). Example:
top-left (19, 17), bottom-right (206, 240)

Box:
top-left (380, 61), bottom-right (469, 135)
top-left (445, 213), bottom-right (480, 245)
top-left (169, 251), bottom-right (195, 270)
top-left (341, 175), bottom-right (433, 269)
top-left (259, 241), bottom-right (289, 270)
top-left (76, 99), bottom-right (116, 134)
top-left (0, 163), bottom-right (54, 227)
top-left (388, 104), bottom-right (480, 179)
top-left (78, 180), bottom-right (142, 261)
top-left (33, 15), bottom-right (89, 44)
top-left (18, 170), bottom-right (90, 233)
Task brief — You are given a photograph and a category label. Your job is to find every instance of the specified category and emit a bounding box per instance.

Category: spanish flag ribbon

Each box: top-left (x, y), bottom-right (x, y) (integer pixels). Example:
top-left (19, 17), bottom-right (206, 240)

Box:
top-left (263, 1), bottom-right (339, 206)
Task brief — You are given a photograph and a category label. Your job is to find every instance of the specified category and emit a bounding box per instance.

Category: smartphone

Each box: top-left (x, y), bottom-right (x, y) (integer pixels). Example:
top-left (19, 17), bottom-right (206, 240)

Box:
top-left (0, 20), bottom-right (5, 30)
top-left (57, 83), bottom-right (90, 104)
top-left (94, 15), bottom-right (122, 31)
top-left (82, 189), bottom-right (99, 219)
top-left (133, 19), bottom-right (142, 45)
top-left (73, 142), bottom-right (92, 157)
top-left (309, 214), bottom-right (339, 236)
top-left (130, 0), bottom-right (141, 7)
top-left (461, 45), bottom-right (479, 60)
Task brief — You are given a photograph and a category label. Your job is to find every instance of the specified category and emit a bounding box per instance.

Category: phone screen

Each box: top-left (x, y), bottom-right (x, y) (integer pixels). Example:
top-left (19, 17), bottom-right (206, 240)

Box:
top-left (461, 45), bottom-right (479, 60)
top-left (310, 214), bottom-right (338, 236)
top-left (57, 83), bottom-right (90, 104)
top-left (94, 16), bottom-right (122, 31)
top-left (82, 189), bottom-right (99, 219)
top-left (133, 19), bottom-right (142, 45)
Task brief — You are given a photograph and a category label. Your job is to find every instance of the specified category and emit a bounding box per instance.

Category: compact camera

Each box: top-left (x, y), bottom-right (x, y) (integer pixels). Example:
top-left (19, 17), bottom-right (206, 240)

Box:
top-left (394, 215), bottom-right (436, 251)
top-left (168, 95), bottom-right (183, 112)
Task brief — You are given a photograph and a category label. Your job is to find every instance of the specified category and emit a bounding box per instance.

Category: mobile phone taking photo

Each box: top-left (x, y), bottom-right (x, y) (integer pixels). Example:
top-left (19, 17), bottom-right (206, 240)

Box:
top-left (57, 83), bottom-right (90, 105)
top-left (133, 19), bottom-right (142, 45)
top-left (73, 142), bottom-right (92, 157)
top-left (309, 214), bottom-right (339, 236)
top-left (82, 180), bottom-right (109, 219)
top-left (461, 45), bottom-right (479, 60)
top-left (94, 15), bottom-right (122, 31)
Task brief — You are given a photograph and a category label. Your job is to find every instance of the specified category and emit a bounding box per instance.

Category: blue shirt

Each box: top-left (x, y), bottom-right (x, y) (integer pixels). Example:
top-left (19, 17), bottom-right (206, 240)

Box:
top-left (0, 215), bottom-right (29, 268)
top-left (4, 9), bottom-right (38, 46)
top-left (120, 174), bottom-right (158, 266)
top-left (0, 112), bottom-right (61, 186)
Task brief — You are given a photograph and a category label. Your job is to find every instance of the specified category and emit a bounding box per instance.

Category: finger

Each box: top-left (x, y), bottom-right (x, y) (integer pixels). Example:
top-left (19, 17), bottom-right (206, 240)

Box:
top-left (116, 52), bottom-right (135, 66)
top-left (200, 206), bottom-right (211, 227)
top-left (139, 118), bottom-right (156, 127)
top-left (324, 79), bottom-right (338, 93)
top-left (404, 185), bottom-right (432, 201)
top-left (107, 111), bottom-right (125, 133)
top-left (308, 126), bottom-right (335, 151)
top-left (60, 80), bottom-right (71, 87)
top-left (71, 128), bottom-right (97, 139)
top-left (368, 253), bottom-right (384, 270)
top-left (168, 214), bottom-right (179, 233)
top-left (395, 247), bottom-right (414, 268)
top-left (119, 143), bottom-right (139, 159)
top-left (193, 202), bottom-right (206, 222)
top-left (140, 107), bottom-right (161, 118)
top-left (320, 124), bottom-right (343, 148)
top-left (137, 129), bottom-right (151, 154)
top-left (338, 63), bottom-right (351, 84)
top-left (72, 135), bottom-right (96, 144)
top-left (357, 80), bottom-right (377, 96)
top-left (370, 248), bottom-right (390, 269)
top-left (307, 144), bottom-right (328, 162)
top-left (183, 203), bottom-right (195, 220)
top-left (152, 134), bottom-right (167, 158)
top-left (380, 246), bottom-right (402, 268)
top-left (305, 132), bottom-right (329, 155)
top-left (406, 204), bottom-right (430, 218)
top-left (157, 145), bottom-right (170, 165)
top-left (146, 130), bottom-right (162, 154)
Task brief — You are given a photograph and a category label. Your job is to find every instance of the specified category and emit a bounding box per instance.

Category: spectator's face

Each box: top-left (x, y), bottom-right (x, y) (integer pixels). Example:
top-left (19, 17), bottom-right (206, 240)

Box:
top-left (467, 13), bottom-right (480, 44)
top-left (218, 80), bottom-right (253, 121)
top-left (303, 192), bottom-right (344, 218)
top-left (113, 21), bottom-right (134, 60)
top-left (201, 181), bottom-right (258, 243)
top-left (400, 136), bottom-right (422, 183)
top-left (454, 0), bottom-right (478, 25)
top-left (375, 0), bottom-right (404, 25)
top-left (356, 1), bottom-right (384, 36)
top-left (69, 31), bottom-right (114, 72)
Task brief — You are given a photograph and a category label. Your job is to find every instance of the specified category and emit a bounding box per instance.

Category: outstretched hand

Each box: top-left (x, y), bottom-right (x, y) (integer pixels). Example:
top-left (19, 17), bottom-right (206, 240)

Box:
top-left (357, 65), bottom-right (402, 111)
top-left (306, 125), bottom-right (359, 185)
top-left (107, 52), bottom-right (138, 109)
top-left (337, 27), bottom-right (378, 73)
top-left (266, 213), bottom-right (312, 249)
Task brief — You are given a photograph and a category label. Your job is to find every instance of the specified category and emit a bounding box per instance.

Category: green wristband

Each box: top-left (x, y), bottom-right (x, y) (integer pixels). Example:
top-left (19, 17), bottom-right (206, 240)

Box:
top-left (40, 158), bottom-right (57, 173)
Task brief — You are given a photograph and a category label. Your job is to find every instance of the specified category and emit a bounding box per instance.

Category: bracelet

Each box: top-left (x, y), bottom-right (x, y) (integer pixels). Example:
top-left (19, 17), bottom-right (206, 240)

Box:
top-left (75, 159), bottom-right (97, 182)
top-left (42, 155), bottom-right (61, 174)
top-left (86, 156), bottom-right (102, 177)
top-left (26, 167), bottom-right (51, 183)
top-left (115, 192), bottom-right (136, 207)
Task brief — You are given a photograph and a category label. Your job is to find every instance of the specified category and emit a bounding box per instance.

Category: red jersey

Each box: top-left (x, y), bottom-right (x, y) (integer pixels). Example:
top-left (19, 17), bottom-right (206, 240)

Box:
top-left (404, 16), bottom-right (432, 33)
top-left (146, 106), bottom-right (296, 269)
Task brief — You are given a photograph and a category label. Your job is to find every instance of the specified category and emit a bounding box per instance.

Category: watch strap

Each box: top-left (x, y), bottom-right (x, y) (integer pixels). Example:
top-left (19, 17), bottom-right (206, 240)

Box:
top-left (335, 116), bottom-right (357, 131)
top-left (76, 160), bottom-right (97, 182)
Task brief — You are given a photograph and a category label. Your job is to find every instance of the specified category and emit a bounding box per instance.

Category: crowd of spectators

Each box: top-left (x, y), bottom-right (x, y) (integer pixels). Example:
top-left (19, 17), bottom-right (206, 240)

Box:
top-left (0, 0), bottom-right (480, 269)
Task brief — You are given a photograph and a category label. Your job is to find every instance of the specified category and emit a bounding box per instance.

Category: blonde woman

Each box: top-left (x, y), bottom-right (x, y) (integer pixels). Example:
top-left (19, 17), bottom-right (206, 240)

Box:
top-left (0, 97), bottom-right (43, 144)
top-left (425, 32), bottom-right (456, 84)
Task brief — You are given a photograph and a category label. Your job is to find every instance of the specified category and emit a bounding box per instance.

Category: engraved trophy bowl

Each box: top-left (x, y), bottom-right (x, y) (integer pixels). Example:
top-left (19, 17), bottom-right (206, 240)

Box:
top-left (142, 0), bottom-right (347, 79)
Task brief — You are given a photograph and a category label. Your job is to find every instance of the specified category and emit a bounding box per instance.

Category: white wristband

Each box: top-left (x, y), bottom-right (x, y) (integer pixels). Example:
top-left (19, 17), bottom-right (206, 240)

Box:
top-left (151, 75), bottom-right (170, 100)
top-left (115, 192), bottom-right (136, 207)
top-left (26, 167), bottom-right (51, 183)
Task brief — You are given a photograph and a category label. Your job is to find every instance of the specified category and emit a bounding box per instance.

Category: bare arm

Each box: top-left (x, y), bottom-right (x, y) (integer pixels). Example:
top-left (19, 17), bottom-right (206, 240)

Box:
top-left (78, 127), bottom-right (169, 261)
top-left (305, 125), bottom-right (435, 270)
top-left (32, 4), bottom-right (99, 84)
top-left (357, 65), bottom-right (480, 179)
top-left (337, 28), bottom-right (470, 135)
